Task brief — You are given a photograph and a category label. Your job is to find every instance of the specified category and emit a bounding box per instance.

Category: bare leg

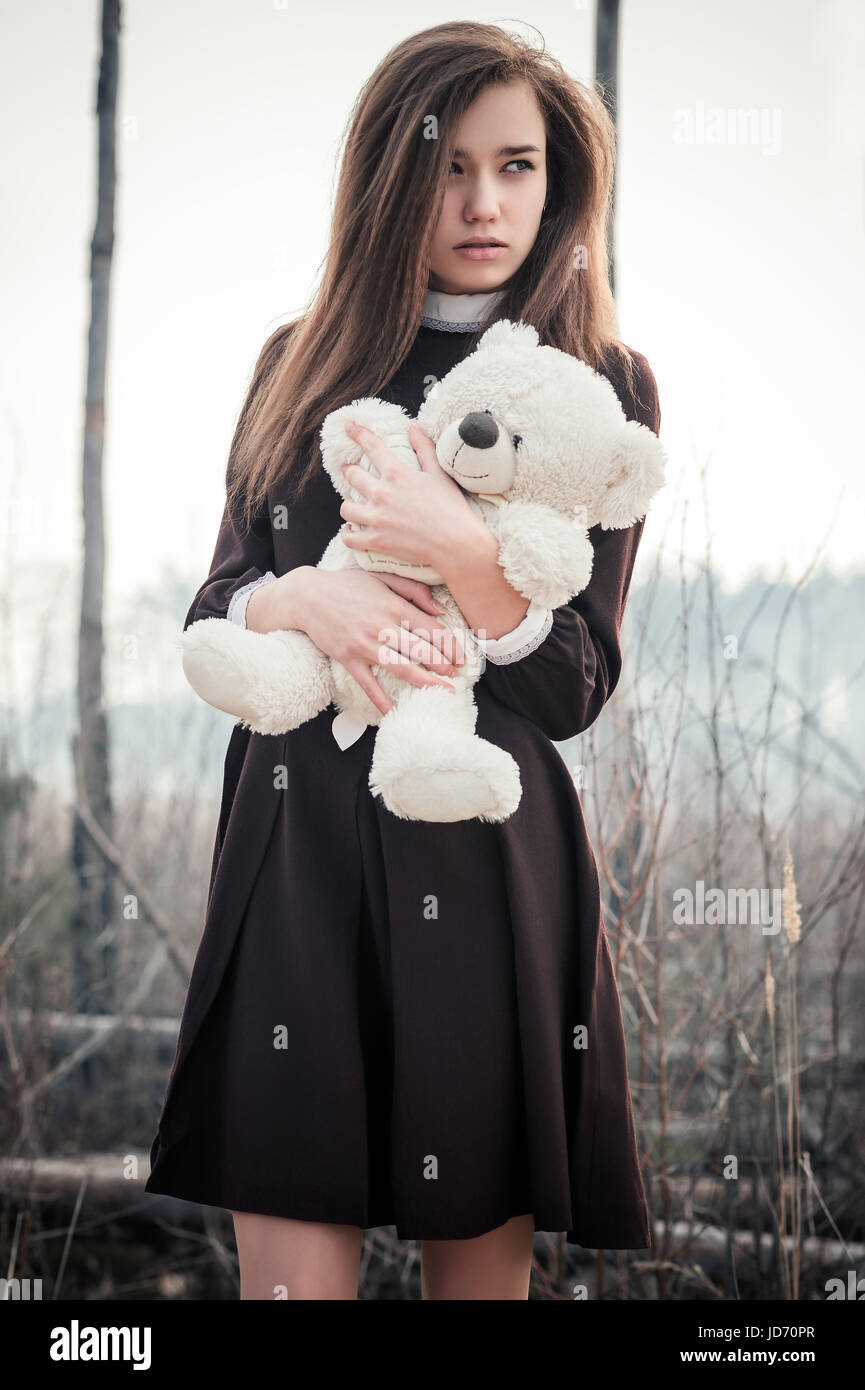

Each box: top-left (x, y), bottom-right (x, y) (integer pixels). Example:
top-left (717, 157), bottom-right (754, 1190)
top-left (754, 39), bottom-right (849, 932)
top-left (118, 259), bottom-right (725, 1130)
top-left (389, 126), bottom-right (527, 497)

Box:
top-left (420, 1213), bottom-right (535, 1300)
top-left (230, 1211), bottom-right (363, 1300)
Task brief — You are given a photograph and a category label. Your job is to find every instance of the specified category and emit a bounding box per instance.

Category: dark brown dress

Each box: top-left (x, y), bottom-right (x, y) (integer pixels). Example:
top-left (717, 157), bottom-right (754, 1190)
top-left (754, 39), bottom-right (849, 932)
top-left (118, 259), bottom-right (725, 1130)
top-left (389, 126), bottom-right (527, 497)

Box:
top-left (144, 318), bottom-right (660, 1249)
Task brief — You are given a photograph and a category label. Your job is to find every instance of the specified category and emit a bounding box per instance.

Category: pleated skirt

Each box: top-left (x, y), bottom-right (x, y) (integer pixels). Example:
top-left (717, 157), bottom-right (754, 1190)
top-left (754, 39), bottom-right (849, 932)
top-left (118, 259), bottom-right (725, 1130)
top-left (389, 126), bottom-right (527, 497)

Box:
top-left (146, 693), bottom-right (651, 1250)
top-left (148, 735), bottom-right (543, 1240)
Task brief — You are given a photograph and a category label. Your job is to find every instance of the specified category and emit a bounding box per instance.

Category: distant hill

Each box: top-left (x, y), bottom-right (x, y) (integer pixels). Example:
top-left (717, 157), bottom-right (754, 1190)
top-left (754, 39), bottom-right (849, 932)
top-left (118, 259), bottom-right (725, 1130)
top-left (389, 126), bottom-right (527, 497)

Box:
top-left (2, 564), bottom-right (862, 814)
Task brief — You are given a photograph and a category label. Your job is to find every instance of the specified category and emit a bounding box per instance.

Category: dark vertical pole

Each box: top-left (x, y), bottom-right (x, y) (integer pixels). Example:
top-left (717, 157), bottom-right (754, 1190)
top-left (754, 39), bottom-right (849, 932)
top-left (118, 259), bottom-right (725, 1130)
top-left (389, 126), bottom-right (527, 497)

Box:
top-left (72, 0), bottom-right (121, 1026)
top-left (594, 0), bottom-right (620, 295)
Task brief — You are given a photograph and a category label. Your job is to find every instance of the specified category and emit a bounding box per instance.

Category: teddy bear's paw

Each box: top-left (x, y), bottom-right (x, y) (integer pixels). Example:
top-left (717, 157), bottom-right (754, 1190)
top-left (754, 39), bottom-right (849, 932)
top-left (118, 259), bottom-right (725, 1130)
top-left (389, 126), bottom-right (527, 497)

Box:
top-left (319, 399), bottom-right (416, 499)
top-left (180, 618), bottom-right (332, 735)
top-left (369, 721), bottom-right (522, 823)
top-left (492, 500), bottom-right (595, 608)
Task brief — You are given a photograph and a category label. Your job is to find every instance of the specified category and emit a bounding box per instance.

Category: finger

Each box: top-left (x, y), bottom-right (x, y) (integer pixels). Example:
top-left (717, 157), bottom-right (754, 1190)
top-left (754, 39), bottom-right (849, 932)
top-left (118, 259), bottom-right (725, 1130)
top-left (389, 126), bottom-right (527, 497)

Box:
top-left (339, 522), bottom-right (373, 550)
top-left (337, 571), bottom-right (459, 662)
top-left (372, 644), bottom-right (457, 693)
top-left (339, 497), bottom-right (374, 525)
top-left (399, 623), bottom-right (466, 674)
top-left (345, 422), bottom-right (396, 481)
top-left (390, 605), bottom-right (465, 665)
top-left (377, 617), bottom-right (465, 676)
top-left (408, 422), bottom-right (440, 472)
top-left (345, 661), bottom-right (394, 717)
top-left (342, 461), bottom-right (380, 501)
top-left (374, 572), bottom-right (443, 611)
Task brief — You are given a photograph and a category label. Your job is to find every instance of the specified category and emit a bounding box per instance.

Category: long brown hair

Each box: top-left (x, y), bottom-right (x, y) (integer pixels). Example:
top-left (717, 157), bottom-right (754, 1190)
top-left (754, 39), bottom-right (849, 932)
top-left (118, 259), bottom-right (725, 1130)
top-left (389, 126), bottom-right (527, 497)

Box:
top-left (228, 19), bottom-right (638, 531)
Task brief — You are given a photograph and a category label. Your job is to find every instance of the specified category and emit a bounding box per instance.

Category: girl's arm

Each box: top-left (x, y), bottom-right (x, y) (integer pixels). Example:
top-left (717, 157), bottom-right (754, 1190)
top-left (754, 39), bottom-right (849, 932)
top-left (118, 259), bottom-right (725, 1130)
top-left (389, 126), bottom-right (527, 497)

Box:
top-left (183, 324), bottom-right (296, 633)
top-left (184, 486), bottom-right (276, 632)
top-left (471, 354), bottom-right (662, 743)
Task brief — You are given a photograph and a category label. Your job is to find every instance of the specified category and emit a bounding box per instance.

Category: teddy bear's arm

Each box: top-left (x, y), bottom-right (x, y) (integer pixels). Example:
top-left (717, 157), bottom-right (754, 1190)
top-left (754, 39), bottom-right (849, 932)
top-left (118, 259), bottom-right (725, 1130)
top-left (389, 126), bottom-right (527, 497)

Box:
top-left (487, 500), bottom-right (595, 609)
top-left (477, 353), bottom-right (661, 743)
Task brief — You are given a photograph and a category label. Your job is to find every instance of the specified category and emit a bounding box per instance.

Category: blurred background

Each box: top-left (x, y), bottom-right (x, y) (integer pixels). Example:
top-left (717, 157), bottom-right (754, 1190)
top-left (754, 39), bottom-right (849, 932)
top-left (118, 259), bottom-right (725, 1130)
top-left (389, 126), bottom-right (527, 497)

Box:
top-left (1, 0), bottom-right (863, 1300)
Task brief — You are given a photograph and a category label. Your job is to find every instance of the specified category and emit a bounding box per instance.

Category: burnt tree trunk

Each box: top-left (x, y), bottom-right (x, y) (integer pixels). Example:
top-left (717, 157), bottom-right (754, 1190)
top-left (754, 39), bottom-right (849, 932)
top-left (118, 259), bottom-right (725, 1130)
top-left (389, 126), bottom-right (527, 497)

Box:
top-left (595, 0), bottom-right (620, 295)
top-left (71, 0), bottom-right (121, 1026)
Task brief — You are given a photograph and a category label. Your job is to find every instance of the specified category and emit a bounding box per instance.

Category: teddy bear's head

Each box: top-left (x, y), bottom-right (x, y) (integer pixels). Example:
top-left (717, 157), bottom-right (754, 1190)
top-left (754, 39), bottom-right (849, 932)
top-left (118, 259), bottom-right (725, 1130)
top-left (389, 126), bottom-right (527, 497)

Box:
top-left (416, 319), bottom-right (665, 532)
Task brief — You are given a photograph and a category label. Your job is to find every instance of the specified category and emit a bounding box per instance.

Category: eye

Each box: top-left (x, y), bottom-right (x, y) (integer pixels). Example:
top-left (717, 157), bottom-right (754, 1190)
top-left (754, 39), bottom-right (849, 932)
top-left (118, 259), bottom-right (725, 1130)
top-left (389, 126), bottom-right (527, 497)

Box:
top-left (483, 408), bottom-right (492, 415)
top-left (448, 159), bottom-right (536, 176)
top-left (512, 434), bottom-right (522, 449)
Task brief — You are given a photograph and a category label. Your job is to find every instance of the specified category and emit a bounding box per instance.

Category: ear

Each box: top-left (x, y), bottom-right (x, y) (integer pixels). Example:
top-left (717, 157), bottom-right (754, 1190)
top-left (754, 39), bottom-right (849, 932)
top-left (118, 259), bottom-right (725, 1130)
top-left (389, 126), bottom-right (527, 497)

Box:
top-left (476, 319), bottom-right (540, 353)
top-left (595, 420), bottom-right (667, 530)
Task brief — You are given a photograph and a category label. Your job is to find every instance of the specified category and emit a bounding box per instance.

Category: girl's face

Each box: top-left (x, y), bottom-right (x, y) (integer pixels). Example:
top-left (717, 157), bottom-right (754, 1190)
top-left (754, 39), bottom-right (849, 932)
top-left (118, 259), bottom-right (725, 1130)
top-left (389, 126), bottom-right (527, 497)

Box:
top-left (428, 79), bottom-right (548, 296)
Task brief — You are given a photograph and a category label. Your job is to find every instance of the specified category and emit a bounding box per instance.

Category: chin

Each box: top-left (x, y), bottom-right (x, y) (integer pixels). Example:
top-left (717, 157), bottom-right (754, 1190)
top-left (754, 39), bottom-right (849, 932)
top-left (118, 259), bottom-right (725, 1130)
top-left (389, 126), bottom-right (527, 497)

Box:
top-left (436, 265), bottom-right (510, 293)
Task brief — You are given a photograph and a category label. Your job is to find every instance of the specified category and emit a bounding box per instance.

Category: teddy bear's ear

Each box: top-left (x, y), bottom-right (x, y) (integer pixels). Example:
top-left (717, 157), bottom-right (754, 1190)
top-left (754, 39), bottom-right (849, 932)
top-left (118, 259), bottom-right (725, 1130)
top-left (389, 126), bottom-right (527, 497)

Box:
top-left (476, 319), bottom-right (540, 353)
top-left (595, 420), bottom-right (667, 530)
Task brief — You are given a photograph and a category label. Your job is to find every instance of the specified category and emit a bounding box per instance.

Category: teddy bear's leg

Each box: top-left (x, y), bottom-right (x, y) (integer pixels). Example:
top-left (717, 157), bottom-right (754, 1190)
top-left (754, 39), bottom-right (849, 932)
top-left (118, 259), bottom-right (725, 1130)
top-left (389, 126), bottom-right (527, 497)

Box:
top-left (180, 617), bottom-right (334, 736)
top-left (367, 683), bottom-right (522, 823)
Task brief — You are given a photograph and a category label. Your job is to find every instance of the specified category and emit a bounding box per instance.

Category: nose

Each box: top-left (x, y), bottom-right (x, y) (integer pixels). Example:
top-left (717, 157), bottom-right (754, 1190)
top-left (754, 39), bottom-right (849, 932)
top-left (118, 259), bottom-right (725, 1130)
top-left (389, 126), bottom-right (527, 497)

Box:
top-left (464, 171), bottom-right (500, 221)
top-left (458, 411), bottom-right (499, 449)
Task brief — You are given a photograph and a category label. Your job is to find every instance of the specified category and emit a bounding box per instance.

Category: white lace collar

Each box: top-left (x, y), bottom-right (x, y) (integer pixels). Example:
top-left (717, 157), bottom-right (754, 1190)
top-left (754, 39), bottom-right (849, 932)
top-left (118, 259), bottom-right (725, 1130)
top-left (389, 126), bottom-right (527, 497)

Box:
top-left (421, 287), bottom-right (506, 332)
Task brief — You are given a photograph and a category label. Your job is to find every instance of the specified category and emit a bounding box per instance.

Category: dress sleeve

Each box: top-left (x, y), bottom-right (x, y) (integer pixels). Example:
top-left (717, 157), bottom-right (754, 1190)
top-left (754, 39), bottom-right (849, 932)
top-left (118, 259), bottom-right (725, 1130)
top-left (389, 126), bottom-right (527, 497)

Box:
top-left (183, 325), bottom-right (293, 633)
top-left (477, 350), bottom-right (661, 743)
top-left (473, 599), bottom-right (554, 664)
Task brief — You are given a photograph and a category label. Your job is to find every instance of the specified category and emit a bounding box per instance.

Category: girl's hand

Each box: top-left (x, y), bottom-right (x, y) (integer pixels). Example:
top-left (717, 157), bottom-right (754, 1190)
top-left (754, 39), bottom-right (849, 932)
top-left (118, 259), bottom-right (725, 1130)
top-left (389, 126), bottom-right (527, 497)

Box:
top-left (251, 564), bottom-right (466, 718)
top-left (338, 421), bottom-right (478, 570)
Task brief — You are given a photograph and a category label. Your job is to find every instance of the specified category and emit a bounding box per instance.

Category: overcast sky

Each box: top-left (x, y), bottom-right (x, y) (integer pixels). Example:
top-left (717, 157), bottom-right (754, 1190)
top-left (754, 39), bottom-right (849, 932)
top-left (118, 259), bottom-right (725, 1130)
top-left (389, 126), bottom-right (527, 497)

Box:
top-left (2, 0), bottom-right (864, 633)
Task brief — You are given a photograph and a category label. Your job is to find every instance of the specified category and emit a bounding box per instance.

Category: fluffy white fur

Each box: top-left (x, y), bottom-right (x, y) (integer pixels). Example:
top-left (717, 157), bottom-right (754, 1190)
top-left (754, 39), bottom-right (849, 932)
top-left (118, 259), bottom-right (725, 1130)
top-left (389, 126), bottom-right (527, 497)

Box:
top-left (180, 320), bottom-right (666, 823)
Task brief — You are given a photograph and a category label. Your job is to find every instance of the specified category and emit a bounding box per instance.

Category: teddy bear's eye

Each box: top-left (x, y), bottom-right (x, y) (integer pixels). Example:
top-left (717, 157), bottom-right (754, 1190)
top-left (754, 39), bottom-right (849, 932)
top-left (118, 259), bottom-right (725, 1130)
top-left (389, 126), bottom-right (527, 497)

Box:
top-left (483, 408), bottom-right (492, 415)
top-left (512, 434), bottom-right (522, 449)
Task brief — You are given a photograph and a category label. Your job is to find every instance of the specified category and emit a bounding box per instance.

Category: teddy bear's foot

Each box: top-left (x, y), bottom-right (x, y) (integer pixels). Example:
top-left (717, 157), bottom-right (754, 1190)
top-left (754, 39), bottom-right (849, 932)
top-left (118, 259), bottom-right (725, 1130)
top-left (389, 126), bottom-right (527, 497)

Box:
top-left (380, 759), bottom-right (520, 823)
top-left (180, 617), bottom-right (333, 735)
top-left (368, 691), bottom-right (522, 823)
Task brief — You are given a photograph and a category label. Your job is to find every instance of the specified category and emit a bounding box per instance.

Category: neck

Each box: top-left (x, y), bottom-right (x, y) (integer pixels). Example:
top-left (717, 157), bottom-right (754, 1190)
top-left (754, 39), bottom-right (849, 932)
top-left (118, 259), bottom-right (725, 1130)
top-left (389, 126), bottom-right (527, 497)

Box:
top-left (422, 285), bottom-right (506, 331)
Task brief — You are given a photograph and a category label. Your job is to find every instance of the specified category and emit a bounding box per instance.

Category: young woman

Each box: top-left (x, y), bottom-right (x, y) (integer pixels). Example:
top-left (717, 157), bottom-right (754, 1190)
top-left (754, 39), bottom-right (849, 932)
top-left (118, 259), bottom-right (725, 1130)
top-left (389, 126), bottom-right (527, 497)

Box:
top-left (145, 20), bottom-right (659, 1300)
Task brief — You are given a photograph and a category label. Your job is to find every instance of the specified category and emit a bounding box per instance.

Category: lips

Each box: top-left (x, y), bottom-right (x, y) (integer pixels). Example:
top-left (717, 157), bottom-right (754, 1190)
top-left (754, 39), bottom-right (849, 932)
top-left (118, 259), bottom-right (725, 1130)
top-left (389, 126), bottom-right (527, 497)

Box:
top-left (454, 238), bottom-right (507, 248)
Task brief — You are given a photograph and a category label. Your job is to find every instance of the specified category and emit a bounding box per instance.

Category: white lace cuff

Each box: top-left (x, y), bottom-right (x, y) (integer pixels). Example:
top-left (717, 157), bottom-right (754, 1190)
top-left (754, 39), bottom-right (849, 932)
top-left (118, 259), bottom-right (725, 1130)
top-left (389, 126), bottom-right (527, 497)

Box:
top-left (472, 600), bottom-right (554, 665)
top-left (227, 571), bottom-right (278, 627)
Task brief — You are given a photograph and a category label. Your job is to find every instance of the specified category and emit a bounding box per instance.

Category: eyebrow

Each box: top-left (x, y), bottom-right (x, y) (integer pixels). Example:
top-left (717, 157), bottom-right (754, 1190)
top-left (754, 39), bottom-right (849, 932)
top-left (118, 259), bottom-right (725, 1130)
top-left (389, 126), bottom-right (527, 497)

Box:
top-left (451, 144), bottom-right (542, 159)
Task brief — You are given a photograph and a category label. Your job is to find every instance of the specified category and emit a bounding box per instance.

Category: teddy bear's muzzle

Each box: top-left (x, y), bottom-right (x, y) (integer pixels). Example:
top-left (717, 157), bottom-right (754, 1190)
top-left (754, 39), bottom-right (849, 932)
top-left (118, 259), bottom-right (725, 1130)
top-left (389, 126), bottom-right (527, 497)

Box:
top-left (437, 412), bottom-right (518, 496)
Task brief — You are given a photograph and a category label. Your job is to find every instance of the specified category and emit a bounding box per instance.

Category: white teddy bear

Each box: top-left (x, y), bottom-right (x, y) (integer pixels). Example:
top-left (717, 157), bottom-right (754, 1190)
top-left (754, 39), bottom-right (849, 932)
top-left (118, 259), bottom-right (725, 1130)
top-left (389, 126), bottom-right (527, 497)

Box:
top-left (180, 320), bottom-right (666, 824)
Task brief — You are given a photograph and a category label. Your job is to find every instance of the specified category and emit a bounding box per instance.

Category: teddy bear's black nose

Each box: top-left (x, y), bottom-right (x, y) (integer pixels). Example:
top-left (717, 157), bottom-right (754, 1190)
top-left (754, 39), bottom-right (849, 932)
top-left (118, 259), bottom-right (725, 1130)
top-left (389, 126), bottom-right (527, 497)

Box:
top-left (458, 411), bottom-right (499, 449)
